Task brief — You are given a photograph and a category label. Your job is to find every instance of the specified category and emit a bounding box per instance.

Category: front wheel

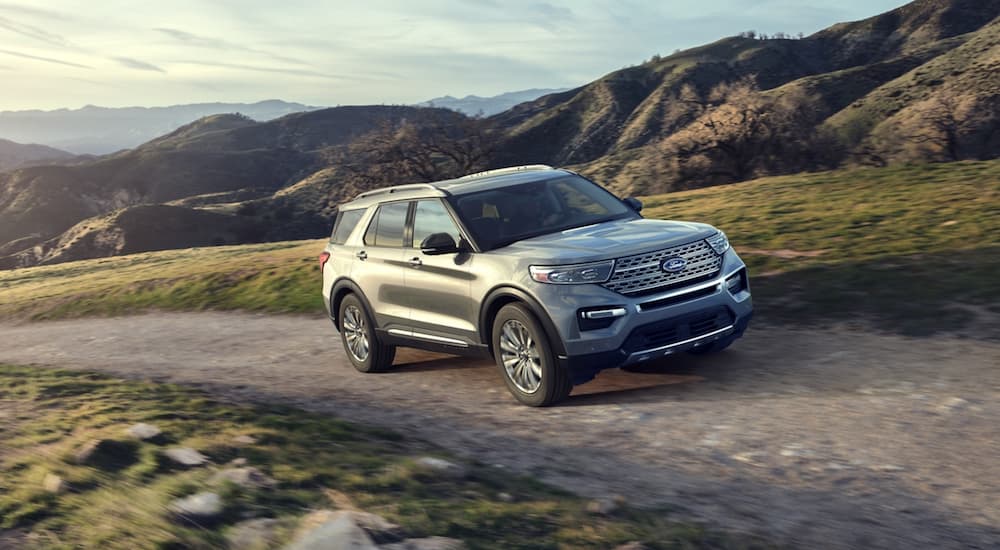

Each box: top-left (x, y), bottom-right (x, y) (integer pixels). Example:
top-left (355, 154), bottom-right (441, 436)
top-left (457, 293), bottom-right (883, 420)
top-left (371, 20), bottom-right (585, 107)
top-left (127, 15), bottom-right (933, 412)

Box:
top-left (339, 294), bottom-right (395, 373)
top-left (492, 304), bottom-right (571, 406)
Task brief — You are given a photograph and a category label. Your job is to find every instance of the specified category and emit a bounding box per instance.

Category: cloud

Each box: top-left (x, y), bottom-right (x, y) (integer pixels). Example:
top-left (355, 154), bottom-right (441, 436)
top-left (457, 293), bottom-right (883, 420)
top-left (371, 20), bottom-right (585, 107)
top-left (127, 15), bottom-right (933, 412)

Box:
top-left (154, 27), bottom-right (309, 66)
top-left (0, 48), bottom-right (91, 68)
top-left (174, 60), bottom-right (346, 80)
top-left (0, 3), bottom-right (74, 21)
top-left (0, 15), bottom-right (69, 46)
top-left (113, 56), bottom-right (166, 73)
top-left (530, 2), bottom-right (575, 20)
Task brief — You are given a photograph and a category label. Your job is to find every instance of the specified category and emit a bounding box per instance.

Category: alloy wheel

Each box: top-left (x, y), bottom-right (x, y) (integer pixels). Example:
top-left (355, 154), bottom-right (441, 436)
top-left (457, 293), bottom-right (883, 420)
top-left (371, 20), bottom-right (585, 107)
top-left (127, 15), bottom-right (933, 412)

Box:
top-left (342, 305), bottom-right (370, 362)
top-left (499, 319), bottom-right (542, 394)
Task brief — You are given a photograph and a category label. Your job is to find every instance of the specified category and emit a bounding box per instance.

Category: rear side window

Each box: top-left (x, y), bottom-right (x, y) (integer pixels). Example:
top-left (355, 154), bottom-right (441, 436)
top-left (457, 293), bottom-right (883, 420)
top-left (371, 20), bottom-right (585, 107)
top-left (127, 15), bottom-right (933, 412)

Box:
top-left (330, 209), bottom-right (365, 244)
top-left (363, 202), bottom-right (409, 247)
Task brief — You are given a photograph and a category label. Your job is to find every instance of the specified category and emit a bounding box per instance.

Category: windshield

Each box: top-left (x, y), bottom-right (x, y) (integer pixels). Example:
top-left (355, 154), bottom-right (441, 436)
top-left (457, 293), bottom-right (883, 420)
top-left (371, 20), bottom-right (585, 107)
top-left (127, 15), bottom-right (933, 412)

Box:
top-left (450, 175), bottom-right (635, 250)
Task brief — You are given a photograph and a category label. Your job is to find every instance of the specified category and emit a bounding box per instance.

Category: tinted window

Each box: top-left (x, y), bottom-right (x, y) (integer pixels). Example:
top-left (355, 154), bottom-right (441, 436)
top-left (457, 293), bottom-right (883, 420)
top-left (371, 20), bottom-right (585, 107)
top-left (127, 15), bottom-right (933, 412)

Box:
top-left (330, 209), bottom-right (365, 244)
top-left (451, 175), bottom-right (634, 250)
top-left (364, 202), bottom-right (409, 247)
top-left (412, 200), bottom-right (462, 249)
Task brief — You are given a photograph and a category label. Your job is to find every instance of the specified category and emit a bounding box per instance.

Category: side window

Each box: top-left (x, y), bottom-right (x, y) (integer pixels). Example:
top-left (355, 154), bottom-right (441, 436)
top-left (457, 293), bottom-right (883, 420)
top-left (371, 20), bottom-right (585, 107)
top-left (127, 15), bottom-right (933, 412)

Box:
top-left (363, 202), bottom-right (408, 247)
top-left (330, 209), bottom-right (365, 244)
top-left (412, 200), bottom-right (462, 248)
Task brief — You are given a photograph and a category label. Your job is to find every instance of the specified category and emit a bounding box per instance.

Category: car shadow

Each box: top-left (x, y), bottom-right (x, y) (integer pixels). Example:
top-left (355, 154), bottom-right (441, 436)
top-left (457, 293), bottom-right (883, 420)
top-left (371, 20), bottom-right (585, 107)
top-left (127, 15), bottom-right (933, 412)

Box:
top-left (392, 349), bottom-right (490, 373)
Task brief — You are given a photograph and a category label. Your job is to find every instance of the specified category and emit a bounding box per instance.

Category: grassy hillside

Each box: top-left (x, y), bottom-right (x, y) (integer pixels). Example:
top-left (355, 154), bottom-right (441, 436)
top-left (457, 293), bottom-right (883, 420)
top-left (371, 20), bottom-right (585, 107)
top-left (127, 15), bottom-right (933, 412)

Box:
top-left (1, 161), bottom-right (997, 337)
top-left (0, 365), bottom-right (762, 549)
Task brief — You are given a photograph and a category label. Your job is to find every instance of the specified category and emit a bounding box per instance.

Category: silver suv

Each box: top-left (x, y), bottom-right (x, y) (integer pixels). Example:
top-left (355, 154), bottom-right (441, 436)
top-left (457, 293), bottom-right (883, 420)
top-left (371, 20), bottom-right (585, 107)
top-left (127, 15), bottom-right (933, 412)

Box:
top-left (321, 166), bottom-right (753, 406)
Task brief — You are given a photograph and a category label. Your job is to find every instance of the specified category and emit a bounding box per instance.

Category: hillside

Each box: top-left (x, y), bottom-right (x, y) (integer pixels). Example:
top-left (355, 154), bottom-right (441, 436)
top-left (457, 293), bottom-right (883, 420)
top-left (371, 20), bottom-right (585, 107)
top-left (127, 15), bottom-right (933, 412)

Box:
top-left (0, 100), bottom-right (319, 154)
top-left (492, 0), bottom-right (1000, 194)
top-left (0, 205), bottom-right (257, 270)
top-left (0, 139), bottom-right (75, 173)
top-left (0, 106), bottom-right (464, 268)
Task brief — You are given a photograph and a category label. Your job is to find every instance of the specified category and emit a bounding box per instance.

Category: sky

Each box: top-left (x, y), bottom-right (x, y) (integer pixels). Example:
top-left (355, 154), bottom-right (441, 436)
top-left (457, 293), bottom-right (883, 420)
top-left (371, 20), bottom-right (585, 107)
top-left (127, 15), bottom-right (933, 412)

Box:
top-left (0, 0), bottom-right (908, 111)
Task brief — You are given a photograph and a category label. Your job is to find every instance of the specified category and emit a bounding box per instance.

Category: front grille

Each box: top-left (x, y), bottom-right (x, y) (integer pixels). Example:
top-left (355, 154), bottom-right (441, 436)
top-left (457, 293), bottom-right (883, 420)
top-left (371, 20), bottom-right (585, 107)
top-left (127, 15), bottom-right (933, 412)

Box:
top-left (603, 239), bottom-right (722, 297)
top-left (622, 307), bottom-right (734, 353)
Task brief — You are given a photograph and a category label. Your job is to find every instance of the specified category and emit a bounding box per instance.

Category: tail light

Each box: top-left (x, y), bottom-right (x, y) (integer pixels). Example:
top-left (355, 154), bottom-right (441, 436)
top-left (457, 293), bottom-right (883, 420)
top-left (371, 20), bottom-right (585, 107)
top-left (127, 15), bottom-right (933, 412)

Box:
top-left (319, 251), bottom-right (331, 271)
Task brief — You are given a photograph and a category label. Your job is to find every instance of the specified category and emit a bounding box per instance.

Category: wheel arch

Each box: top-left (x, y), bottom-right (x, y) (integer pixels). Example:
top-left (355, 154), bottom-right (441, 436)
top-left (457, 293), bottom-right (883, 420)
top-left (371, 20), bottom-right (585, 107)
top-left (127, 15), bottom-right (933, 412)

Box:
top-left (479, 286), bottom-right (567, 357)
top-left (330, 278), bottom-right (377, 332)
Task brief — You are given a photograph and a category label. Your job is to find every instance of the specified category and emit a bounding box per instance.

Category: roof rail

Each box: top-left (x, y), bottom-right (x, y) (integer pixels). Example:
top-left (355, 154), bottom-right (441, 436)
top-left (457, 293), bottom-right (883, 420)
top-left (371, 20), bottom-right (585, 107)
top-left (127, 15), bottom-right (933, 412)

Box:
top-left (353, 183), bottom-right (441, 200)
top-left (458, 165), bottom-right (554, 180)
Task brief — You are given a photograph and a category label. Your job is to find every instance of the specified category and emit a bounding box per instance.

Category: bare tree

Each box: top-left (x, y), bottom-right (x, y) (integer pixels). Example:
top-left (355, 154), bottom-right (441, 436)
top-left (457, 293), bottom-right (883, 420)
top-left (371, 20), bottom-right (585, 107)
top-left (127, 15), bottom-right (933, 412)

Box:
top-left (660, 77), bottom-right (832, 188)
top-left (902, 95), bottom-right (966, 162)
top-left (336, 114), bottom-right (497, 191)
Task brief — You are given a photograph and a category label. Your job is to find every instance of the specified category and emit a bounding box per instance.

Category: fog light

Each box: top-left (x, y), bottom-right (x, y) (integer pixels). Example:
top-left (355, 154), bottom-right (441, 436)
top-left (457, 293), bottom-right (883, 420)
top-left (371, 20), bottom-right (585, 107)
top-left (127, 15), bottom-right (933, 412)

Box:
top-left (725, 270), bottom-right (747, 294)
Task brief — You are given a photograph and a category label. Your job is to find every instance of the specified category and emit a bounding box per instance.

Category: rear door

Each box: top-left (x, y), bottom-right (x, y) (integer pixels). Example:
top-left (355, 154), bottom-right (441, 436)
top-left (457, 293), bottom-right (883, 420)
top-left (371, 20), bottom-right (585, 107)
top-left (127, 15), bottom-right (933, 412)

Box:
top-left (351, 201), bottom-right (410, 331)
top-left (403, 199), bottom-right (478, 346)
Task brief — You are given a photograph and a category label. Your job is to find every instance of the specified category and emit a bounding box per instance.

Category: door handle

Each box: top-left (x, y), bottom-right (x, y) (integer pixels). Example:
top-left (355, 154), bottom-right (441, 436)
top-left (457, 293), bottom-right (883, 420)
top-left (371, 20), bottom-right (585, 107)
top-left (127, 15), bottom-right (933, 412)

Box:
top-left (408, 257), bottom-right (422, 268)
top-left (356, 250), bottom-right (367, 260)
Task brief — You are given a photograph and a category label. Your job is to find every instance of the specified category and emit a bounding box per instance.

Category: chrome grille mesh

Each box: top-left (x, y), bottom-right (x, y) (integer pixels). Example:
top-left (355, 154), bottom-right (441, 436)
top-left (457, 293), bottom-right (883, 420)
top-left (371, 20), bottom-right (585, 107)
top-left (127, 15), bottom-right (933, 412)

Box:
top-left (603, 239), bottom-right (722, 296)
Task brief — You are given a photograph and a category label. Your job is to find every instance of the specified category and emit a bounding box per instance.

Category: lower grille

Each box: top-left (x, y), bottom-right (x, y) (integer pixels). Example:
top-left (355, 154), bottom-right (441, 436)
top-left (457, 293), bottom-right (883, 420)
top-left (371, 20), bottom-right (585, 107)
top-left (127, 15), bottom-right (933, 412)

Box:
top-left (603, 239), bottom-right (723, 297)
top-left (622, 307), bottom-right (734, 354)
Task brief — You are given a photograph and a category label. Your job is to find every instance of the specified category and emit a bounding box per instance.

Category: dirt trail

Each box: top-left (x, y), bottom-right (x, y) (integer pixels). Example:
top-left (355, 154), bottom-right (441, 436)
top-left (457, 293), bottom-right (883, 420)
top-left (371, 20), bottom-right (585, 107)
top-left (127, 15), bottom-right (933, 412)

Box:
top-left (1, 313), bottom-right (998, 549)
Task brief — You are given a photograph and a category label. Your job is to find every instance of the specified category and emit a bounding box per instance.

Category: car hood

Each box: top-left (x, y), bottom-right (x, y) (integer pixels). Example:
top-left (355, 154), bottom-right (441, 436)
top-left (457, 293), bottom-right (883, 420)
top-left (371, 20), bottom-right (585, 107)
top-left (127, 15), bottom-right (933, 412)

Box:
top-left (501, 218), bottom-right (718, 264)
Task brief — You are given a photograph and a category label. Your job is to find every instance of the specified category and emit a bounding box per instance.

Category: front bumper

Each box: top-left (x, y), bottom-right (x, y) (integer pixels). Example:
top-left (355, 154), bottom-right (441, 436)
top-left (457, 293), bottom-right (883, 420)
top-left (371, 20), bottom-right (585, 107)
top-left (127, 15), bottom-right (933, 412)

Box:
top-left (531, 249), bottom-right (753, 385)
top-left (560, 309), bottom-right (752, 384)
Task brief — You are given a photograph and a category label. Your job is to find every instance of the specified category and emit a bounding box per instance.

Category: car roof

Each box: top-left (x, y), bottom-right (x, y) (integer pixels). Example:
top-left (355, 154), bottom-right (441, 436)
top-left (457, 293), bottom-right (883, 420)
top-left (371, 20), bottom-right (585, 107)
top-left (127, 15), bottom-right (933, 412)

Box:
top-left (341, 165), bottom-right (572, 210)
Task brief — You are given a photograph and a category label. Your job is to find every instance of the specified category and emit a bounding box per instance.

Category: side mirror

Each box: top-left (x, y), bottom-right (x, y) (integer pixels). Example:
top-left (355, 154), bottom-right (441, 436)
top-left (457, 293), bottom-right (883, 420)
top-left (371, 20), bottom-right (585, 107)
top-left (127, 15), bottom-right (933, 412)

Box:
top-left (420, 233), bottom-right (459, 255)
top-left (624, 197), bottom-right (643, 212)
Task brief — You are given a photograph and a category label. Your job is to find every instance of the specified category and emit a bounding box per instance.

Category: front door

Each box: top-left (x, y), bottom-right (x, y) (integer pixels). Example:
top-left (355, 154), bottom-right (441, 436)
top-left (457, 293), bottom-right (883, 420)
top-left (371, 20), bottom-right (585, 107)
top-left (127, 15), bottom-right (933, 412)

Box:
top-left (403, 199), bottom-right (477, 346)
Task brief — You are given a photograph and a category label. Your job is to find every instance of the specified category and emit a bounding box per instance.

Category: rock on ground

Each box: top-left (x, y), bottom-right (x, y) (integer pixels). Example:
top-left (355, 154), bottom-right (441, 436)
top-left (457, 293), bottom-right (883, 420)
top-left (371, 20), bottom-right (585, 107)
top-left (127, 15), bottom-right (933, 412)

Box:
top-left (294, 510), bottom-right (403, 545)
top-left (43, 473), bottom-right (67, 493)
top-left (126, 423), bottom-right (162, 440)
top-left (284, 511), bottom-right (377, 550)
top-left (163, 447), bottom-right (208, 467)
top-left (414, 457), bottom-right (466, 478)
top-left (168, 492), bottom-right (223, 522)
top-left (382, 537), bottom-right (466, 550)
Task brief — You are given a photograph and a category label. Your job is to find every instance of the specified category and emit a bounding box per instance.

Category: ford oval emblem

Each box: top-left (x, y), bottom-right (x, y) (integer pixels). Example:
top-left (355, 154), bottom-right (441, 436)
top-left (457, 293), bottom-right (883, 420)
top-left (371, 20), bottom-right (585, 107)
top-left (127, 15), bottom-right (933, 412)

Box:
top-left (661, 257), bottom-right (687, 273)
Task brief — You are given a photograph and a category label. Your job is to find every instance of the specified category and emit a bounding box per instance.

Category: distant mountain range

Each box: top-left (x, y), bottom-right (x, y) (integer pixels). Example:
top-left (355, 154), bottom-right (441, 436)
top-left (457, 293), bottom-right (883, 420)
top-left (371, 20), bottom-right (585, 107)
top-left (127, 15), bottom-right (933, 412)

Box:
top-left (1, 0), bottom-right (998, 269)
top-left (416, 89), bottom-right (570, 117)
top-left (0, 100), bottom-right (320, 155)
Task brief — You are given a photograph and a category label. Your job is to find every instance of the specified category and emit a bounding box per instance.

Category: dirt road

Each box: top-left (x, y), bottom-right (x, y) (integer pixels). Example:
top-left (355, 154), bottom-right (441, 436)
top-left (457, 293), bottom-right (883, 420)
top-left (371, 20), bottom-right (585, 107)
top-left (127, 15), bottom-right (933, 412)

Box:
top-left (1, 312), bottom-right (997, 549)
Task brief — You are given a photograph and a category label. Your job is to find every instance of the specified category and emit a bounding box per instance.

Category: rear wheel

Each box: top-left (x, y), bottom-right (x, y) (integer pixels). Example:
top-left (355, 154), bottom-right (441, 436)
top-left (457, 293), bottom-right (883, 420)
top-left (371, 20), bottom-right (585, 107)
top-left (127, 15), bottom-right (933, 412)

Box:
top-left (339, 294), bottom-right (395, 372)
top-left (492, 303), bottom-right (571, 406)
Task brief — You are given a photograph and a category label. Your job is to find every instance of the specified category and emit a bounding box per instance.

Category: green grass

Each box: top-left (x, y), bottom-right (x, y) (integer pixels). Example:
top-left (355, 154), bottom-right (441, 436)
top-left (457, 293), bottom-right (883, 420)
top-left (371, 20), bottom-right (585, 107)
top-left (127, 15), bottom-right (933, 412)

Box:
top-left (0, 365), bottom-right (768, 549)
top-left (640, 160), bottom-right (1000, 336)
top-left (0, 241), bottom-right (325, 321)
top-left (1, 160), bottom-right (997, 336)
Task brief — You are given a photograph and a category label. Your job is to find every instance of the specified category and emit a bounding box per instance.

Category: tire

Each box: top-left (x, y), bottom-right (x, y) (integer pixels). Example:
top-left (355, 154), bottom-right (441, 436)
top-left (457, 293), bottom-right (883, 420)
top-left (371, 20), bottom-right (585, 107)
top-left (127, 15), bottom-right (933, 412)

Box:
top-left (339, 294), bottom-right (395, 373)
top-left (492, 303), bottom-right (571, 406)
top-left (688, 335), bottom-right (734, 355)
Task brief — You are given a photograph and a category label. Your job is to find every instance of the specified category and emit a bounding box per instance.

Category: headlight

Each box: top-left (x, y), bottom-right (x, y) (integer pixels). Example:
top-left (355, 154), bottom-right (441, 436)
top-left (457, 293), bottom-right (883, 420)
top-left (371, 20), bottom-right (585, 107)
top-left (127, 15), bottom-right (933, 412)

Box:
top-left (706, 231), bottom-right (730, 255)
top-left (529, 260), bottom-right (614, 284)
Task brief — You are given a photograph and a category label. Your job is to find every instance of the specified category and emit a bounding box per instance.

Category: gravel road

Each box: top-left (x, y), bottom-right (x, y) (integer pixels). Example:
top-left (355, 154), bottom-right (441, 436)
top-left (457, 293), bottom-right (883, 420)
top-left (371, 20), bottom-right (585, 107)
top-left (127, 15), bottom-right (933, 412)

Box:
top-left (1, 312), bottom-right (998, 549)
